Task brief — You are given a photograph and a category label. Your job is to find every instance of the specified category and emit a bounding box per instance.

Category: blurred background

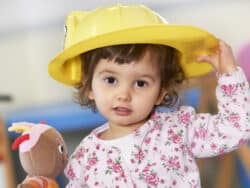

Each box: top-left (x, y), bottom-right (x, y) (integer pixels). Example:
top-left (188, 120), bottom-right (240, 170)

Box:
top-left (0, 0), bottom-right (250, 187)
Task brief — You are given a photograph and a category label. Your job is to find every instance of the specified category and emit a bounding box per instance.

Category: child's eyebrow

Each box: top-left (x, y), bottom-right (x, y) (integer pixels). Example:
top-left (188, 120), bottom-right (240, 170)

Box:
top-left (138, 74), bottom-right (156, 81)
top-left (97, 70), bottom-right (117, 76)
top-left (96, 69), bottom-right (157, 82)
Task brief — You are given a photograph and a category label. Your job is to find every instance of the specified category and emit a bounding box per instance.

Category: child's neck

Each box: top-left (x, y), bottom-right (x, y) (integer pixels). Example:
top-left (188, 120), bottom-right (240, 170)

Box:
top-left (100, 120), bottom-right (147, 140)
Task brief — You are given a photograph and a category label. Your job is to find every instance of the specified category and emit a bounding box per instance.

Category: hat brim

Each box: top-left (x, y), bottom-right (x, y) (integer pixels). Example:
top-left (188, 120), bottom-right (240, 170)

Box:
top-left (48, 24), bottom-right (218, 85)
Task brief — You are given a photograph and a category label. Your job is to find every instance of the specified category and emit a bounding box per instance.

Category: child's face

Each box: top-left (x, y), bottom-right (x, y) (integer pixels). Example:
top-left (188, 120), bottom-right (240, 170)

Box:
top-left (88, 51), bottom-right (166, 129)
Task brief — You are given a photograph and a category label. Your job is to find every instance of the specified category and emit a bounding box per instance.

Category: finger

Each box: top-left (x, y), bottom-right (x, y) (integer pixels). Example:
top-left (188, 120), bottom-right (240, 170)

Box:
top-left (196, 54), bottom-right (217, 64)
top-left (196, 55), bottom-right (211, 63)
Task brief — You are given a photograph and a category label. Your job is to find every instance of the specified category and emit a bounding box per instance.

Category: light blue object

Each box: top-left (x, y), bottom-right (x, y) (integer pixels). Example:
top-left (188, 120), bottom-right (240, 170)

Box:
top-left (5, 88), bottom-right (201, 138)
top-left (236, 154), bottom-right (250, 187)
top-left (4, 101), bottom-right (107, 138)
top-left (157, 87), bottom-right (201, 112)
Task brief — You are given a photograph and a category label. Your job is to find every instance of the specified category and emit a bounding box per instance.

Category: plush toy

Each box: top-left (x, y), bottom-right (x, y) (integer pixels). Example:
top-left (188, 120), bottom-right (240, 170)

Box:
top-left (8, 122), bottom-right (68, 188)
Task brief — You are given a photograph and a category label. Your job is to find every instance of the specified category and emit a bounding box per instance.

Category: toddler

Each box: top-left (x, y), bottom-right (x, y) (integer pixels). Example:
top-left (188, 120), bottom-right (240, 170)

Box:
top-left (48, 4), bottom-right (250, 188)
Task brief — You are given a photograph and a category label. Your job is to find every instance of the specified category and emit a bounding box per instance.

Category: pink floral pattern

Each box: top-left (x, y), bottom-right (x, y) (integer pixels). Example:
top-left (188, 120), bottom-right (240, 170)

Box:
top-left (65, 67), bottom-right (250, 188)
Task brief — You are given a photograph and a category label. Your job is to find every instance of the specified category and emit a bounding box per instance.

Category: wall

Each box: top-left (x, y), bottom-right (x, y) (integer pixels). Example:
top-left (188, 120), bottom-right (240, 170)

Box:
top-left (0, 1), bottom-right (250, 113)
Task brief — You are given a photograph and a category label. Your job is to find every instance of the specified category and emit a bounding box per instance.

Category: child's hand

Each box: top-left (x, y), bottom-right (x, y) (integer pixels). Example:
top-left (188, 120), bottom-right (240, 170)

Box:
top-left (197, 40), bottom-right (238, 74)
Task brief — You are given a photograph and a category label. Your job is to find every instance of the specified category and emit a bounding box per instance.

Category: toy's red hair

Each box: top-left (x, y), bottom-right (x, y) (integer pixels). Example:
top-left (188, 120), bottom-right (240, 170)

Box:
top-left (12, 134), bottom-right (30, 151)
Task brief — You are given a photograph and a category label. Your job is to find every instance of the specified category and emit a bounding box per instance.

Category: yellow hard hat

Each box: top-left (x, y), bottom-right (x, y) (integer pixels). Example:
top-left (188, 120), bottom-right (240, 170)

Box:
top-left (48, 3), bottom-right (218, 86)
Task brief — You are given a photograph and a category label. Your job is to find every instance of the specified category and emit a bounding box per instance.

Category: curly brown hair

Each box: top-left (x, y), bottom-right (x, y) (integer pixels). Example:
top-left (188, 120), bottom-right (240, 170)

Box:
top-left (75, 44), bottom-right (186, 111)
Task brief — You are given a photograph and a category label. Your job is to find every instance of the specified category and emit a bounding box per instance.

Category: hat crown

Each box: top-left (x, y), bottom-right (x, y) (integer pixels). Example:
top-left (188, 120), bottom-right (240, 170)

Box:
top-left (49, 3), bottom-right (218, 85)
top-left (65, 4), bottom-right (166, 48)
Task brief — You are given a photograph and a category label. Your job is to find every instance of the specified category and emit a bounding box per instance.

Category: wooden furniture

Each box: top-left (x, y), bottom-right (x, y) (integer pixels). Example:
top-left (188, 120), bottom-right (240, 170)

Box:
top-left (0, 117), bottom-right (16, 188)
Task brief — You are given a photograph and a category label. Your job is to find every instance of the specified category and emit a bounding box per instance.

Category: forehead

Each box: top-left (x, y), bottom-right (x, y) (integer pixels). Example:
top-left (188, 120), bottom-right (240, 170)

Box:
top-left (95, 50), bottom-right (160, 74)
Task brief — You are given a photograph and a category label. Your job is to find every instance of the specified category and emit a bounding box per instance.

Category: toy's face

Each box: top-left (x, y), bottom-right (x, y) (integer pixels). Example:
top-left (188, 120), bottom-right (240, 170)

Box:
top-left (19, 129), bottom-right (68, 178)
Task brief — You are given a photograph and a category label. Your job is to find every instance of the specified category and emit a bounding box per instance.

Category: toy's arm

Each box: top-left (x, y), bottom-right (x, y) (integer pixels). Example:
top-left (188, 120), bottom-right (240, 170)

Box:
top-left (17, 176), bottom-right (60, 188)
top-left (17, 183), bottom-right (35, 188)
top-left (8, 122), bottom-right (34, 133)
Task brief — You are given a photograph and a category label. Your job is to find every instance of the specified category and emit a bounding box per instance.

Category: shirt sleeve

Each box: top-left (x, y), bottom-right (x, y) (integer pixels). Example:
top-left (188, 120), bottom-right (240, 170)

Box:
top-left (186, 67), bottom-right (250, 158)
top-left (64, 142), bottom-right (86, 188)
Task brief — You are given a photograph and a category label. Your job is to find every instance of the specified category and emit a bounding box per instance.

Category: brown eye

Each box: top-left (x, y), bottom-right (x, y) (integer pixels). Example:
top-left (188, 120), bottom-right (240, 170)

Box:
top-left (136, 80), bottom-right (148, 87)
top-left (104, 76), bottom-right (117, 85)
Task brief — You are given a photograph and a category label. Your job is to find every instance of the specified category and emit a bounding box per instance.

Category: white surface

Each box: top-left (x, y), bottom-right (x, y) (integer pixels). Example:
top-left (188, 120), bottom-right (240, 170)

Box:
top-left (0, 0), bottom-right (201, 33)
top-left (0, 1), bottom-right (250, 113)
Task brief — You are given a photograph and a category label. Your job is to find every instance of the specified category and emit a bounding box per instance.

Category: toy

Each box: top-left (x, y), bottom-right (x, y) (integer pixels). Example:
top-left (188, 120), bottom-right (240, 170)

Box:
top-left (8, 122), bottom-right (68, 188)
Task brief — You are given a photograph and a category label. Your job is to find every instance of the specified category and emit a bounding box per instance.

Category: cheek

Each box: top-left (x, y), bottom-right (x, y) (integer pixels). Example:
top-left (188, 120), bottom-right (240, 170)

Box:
top-left (140, 88), bottom-right (162, 105)
top-left (88, 80), bottom-right (101, 100)
top-left (133, 92), bottom-right (156, 105)
top-left (91, 85), bottom-right (113, 105)
top-left (90, 84), bottom-right (103, 99)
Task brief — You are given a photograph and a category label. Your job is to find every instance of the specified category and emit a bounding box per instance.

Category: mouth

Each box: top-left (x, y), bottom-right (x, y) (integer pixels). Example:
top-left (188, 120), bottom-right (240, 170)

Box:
top-left (112, 107), bottom-right (132, 116)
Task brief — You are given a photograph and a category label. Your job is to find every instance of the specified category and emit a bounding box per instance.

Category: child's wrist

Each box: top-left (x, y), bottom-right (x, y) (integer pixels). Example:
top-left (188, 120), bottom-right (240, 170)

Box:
top-left (216, 64), bottom-right (238, 75)
top-left (217, 66), bottom-right (247, 84)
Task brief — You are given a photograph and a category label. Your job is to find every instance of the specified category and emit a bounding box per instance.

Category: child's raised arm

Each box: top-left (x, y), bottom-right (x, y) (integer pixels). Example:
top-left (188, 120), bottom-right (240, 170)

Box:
top-left (184, 40), bottom-right (250, 157)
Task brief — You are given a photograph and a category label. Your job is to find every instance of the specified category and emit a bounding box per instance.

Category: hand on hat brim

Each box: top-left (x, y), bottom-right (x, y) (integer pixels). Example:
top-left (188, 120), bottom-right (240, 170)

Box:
top-left (196, 39), bottom-right (237, 74)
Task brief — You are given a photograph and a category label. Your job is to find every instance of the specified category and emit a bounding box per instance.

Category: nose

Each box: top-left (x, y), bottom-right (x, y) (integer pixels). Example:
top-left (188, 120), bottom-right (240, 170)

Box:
top-left (115, 85), bottom-right (131, 102)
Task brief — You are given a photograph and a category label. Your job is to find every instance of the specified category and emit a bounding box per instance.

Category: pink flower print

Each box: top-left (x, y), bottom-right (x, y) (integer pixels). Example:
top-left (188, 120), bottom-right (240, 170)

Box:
top-left (166, 157), bottom-right (180, 169)
top-left (84, 175), bottom-right (89, 182)
top-left (218, 148), bottom-right (224, 155)
top-left (141, 167), bottom-right (159, 186)
top-left (134, 129), bottom-right (141, 137)
top-left (228, 113), bottom-right (240, 124)
top-left (221, 84), bottom-right (237, 96)
top-left (106, 157), bottom-right (124, 175)
top-left (195, 128), bottom-right (207, 140)
top-left (66, 165), bottom-right (75, 179)
top-left (160, 155), bottom-right (166, 161)
top-left (184, 166), bottom-right (189, 172)
top-left (179, 112), bottom-right (191, 124)
top-left (96, 144), bottom-right (100, 150)
top-left (144, 137), bottom-right (151, 145)
top-left (179, 144), bottom-right (185, 150)
top-left (84, 148), bottom-right (89, 152)
top-left (167, 128), bottom-right (174, 135)
top-left (172, 180), bottom-right (177, 186)
top-left (130, 158), bottom-right (135, 164)
top-left (153, 123), bottom-right (162, 130)
top-left (112, 162), bottom-right (123, 173)
top-left (87, 157), bottom-right (97, 166)
top-left (171, 133), bottom-right (181, 144)
top-left (210, 143), bottom-right (217, 150)
top-left (134, 149), bottom-right (145, 162)
top-left (238, 138), bottom-right (247, 145)
top-left (191, 142), bottom-right (196, 149)
top-left (153, 146), bottom-right (158, 151)
top-left (150, 113), bottom-right (160, 121)
top-left (145, 172), bottom-right (159, 186)
top-left (75, 148), bottom-right (84, 159)
top-left (107, 158), bottom-right (113, 165)
top-left (234, 123), bottom-right (240, 128)
top-left (165, 115), bottom-right (170, 121)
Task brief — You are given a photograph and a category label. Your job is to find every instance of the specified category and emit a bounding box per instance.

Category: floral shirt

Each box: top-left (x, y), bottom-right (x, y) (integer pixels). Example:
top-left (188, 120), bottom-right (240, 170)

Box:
top-left (65, 67), bottom-right (250, 188)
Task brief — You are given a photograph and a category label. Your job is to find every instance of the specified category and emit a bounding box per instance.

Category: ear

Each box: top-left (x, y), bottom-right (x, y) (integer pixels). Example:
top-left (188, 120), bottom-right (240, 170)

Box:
top-left (155, 89), bottom-right (167, 105)
top-left (87, 89), bottom-right (94, 100)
